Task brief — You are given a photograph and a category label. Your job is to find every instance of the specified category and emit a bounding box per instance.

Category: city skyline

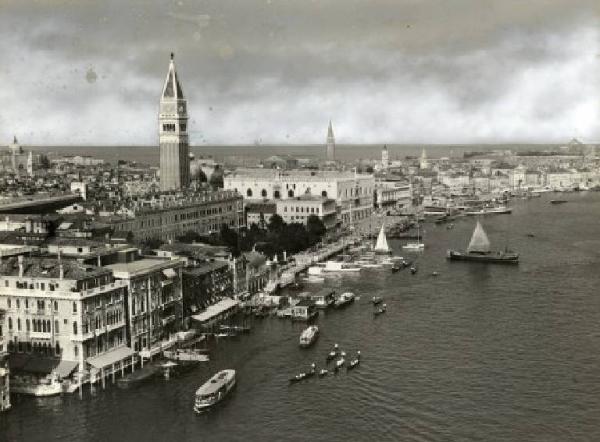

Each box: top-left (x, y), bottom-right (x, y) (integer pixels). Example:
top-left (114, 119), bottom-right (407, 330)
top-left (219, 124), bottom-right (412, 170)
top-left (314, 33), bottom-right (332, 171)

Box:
top-left (0, 1), bottom-right (598, 146)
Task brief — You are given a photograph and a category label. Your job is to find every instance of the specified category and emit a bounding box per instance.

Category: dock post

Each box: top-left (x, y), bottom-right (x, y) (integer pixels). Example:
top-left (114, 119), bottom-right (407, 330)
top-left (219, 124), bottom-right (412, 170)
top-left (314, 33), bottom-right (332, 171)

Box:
top-left (101, 368), bottom-right (106, 389)
top-left (112, 363), bottom-right (116, 383)
top-left (121, 361), bottom-right (125, 377)
top-left (132, 356), bottom-right (135, 373)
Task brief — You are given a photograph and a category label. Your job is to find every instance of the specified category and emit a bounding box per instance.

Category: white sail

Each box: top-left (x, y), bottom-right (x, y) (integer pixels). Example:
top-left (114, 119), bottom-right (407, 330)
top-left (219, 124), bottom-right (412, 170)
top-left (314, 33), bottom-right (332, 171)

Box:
top-left (374, 224), bottom-right (390, 253)
top-left (467, 221), bottom-right (491, 253)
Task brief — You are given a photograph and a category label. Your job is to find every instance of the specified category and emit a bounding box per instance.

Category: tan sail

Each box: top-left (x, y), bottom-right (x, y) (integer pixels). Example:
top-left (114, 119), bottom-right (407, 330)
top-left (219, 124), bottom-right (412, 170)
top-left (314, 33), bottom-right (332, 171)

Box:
top-left (467, 221), bottom-right (491, 253)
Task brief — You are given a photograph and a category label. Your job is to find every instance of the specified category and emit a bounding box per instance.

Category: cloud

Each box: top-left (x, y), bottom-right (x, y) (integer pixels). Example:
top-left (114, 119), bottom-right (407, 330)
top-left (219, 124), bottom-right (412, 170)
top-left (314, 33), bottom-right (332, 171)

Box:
top-left (0, 0), bottom-right (598, 145)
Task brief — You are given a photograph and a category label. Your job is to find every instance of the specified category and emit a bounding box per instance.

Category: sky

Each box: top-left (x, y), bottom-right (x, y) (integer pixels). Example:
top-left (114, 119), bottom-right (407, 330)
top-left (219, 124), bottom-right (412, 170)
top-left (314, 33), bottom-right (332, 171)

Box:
top-left (0, 0), bottom-right (599, 145)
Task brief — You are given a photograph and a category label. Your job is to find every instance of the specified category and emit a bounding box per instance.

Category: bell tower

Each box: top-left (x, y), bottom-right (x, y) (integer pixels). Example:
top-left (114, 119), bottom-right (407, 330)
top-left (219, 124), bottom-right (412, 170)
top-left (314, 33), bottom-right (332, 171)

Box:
top-left (159, 53), bottom-right (190, 191)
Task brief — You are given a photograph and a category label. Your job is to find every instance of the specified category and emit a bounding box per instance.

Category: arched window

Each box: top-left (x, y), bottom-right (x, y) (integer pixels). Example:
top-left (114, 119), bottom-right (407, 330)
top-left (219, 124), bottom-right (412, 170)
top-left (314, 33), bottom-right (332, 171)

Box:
top-left (246, 188), bottom-right (253, 197)
top-left (42, 320), bottom-right (46, 333)
top-left (73, 321), bottom-right (78, 335)
top-left (288, 190), bottom-right (294, 198)
top-left (261, 189), bottom-right (267, 198)
top-left (8, 317), bottom-right (12, 330)
top-left (46, 320), bottom-right (51, 332)
top-left (321, 190), bottom-right (327, 198)
top-left (73, 302), bottom-right (77, 313)
top-left (55, 320), bottom-right (59, 334)
top-left (26, 319), bottom-right (30, 332)
top-left (274, 190), bottom-right (280, 199)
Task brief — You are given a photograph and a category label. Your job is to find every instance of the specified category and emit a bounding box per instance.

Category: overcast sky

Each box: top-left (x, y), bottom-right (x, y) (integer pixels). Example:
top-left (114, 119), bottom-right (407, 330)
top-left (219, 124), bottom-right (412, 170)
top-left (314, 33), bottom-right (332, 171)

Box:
top-left (0, 0), bottom-right (598, 145)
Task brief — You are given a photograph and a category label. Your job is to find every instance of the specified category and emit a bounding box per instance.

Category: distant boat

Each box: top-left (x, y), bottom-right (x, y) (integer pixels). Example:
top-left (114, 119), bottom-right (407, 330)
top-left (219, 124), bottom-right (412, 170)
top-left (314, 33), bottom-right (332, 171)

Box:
top-left (550, 200), bottom-right (568, 205)
top-left (402, 221), bottom-right (424, 251)
top-left (374, 224), bottom-right (391, 255)
top-left (446, 221), bottom-right (519, 264)
top-left (465, 206), bottom-right (512, 215)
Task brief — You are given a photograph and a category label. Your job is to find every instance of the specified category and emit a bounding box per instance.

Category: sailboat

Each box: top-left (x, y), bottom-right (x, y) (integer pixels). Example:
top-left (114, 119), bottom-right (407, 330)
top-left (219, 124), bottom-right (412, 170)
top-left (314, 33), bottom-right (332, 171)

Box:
top-left (446, 220), bottom-right (519, 264)
top-left (402, 221), bottom-right (425, 251)
top-left (374, 224), bottom-right (391, 255)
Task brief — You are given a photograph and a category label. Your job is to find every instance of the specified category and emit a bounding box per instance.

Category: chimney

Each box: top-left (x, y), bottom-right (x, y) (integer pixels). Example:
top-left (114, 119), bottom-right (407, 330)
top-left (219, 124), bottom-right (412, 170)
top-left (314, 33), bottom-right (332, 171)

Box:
top-left (18, 255), bottom-right (24, 277)
top-left (59, 264), bottom-right (64, 280)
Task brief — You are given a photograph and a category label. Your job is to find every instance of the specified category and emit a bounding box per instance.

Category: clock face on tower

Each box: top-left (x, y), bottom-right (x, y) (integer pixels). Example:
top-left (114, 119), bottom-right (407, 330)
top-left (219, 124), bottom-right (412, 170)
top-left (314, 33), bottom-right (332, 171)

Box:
top-left (178, 103), bottom-right (186, 113)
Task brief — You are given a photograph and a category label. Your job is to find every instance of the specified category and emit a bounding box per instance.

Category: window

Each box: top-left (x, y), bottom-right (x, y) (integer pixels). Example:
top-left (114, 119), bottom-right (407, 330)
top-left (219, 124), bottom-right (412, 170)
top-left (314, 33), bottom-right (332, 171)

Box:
top-left (73, 302), bottom-right (77, 313)
top-left (55, 320), bottom-right (59, 333)
top-left (7, 298), bottom-right (11, 308)
top-left (16, 299), bottom-right (20, 309)
top-left (74, 345), bottom-right (78, 357)
top-left (288, 190), bottom-right (294, 197)
top-left (17, 318), bottom-right (21, 331)
top-left (8, 317), bottom-right (12, 330)
top-left (274, 190), bottom-right (280, 199)
top-left (180, 123), bottom-right (186, 132)
top-left (26, 319), bottom-right (30, 332)
top-left (321, 190), bottom-right (327, 198)
top-left (54, 301), bottom-right (58, 311)
top-left (25, 299), bottom-right (28, 309)
top-left (261, 189), bottom-right (267, 198)
top-left (73, 322), bottom-right (78, 335)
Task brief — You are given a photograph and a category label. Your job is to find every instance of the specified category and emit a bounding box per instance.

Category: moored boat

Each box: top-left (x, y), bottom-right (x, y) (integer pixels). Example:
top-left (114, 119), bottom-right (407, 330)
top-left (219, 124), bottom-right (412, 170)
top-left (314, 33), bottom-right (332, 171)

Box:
top-left (447, 221), bottom-right (519, 264)
top-left (299, 325), bottom-right (319, 348)
top-left (347, 359), bottom-right (360, 370)
top-left (194, 369), bottom-right (236, 413)
top-left (371, 296), bottom-right (383, 305)
top-left (550, 200), bottom-right (568, 204)
top-left (334, 292), bottom-right (355, 308)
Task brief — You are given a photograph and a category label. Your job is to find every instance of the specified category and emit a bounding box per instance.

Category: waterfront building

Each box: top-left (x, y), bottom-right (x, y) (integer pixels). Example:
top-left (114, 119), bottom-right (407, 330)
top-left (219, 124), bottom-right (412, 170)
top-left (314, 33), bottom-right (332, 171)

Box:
top-left (326, 121), bottom-right (336, 162)
top-left (224, 169), bottom-right (374, 226)
top-left (276, 196), bottom-right (337, 229)
top-left (374, 179), bottom-right (412, 210)
top-left (0, 309), bottom-right (10, 411)
top-left (182, 261), bottom-right (233, 320)
top-left (95, 190), bottom-right (244, 242)
top-left (159, 53), bottom-right (190, 192)
top-left (105, 251), bottom-right (184, 357)
top-left (245, 201), bottom-right (276, 228)
top-left (0, 256), bottom-right (129, 394)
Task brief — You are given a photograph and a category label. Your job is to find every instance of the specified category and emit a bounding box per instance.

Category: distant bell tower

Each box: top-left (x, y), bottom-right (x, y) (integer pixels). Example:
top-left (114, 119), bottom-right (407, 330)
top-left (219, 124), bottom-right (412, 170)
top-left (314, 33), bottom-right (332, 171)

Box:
top-left (381, 145), bottom-right (389, 169)
top-left (326, 120), bottom-right (335, 161)
top-left (159, 53), bottom-right (190, 192)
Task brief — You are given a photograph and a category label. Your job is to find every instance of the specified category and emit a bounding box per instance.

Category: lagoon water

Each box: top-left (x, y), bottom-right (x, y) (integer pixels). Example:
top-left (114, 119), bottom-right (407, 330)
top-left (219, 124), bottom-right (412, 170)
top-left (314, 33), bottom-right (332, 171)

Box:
top-left (2, 192), bottom-right (600, 441)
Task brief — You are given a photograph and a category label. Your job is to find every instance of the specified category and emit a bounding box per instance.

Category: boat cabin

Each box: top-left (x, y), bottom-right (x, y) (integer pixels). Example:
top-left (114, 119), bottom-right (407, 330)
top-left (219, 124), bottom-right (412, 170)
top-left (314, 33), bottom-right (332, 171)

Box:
top-left (299, 289), bottom-right (335, 309)
top-left (291, 300), bottom-right (318, 321)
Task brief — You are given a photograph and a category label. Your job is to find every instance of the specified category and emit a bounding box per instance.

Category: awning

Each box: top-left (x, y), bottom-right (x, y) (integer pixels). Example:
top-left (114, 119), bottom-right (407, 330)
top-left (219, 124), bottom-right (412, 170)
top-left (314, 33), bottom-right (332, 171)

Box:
top-left (55, 360), bottom-right (79, 378)
top-left (162, 268), bottom-right (177, 279)
top-left (87, 346), bottom-right (135, 369)
top-left (192, 298), bottom-right (240, 323)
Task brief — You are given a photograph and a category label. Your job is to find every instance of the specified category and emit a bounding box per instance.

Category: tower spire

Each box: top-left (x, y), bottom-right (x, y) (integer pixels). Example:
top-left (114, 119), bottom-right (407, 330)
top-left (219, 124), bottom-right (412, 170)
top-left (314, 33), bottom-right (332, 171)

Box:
top-left (326, 120), bottom-right (335, 162)
top-left (159, 53), bottom-right (190, 191)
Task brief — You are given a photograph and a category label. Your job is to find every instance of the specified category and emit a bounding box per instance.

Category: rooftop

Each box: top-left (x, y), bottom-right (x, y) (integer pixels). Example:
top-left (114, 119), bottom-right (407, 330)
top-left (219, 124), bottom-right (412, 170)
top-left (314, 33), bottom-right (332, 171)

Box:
top-left (0, 257), bottom-right (110, 280)
top-left (105, 257), bottom-right (178, 276)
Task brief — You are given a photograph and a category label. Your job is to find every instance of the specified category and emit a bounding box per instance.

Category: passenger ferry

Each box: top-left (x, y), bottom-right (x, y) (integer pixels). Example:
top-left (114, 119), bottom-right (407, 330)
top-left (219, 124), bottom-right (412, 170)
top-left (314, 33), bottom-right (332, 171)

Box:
top-left (299, 325), bottom-right (319, 347)
top-left (193, 369), bottom-right (236, 413)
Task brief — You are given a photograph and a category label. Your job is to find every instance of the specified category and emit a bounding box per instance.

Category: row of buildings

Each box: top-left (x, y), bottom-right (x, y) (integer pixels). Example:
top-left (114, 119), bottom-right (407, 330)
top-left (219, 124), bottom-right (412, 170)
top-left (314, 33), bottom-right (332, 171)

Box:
top-left (0, 233), bottom-right (271, 399)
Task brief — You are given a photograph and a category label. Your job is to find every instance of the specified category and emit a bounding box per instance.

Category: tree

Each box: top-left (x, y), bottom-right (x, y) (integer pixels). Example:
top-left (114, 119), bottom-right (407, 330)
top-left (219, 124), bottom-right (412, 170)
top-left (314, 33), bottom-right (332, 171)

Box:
top-left (267, 214), bottom-right (285, 232)
top-left (306, 215), bottom-right (326, 238)
top-left (220, 223), bottom-right (240, 255)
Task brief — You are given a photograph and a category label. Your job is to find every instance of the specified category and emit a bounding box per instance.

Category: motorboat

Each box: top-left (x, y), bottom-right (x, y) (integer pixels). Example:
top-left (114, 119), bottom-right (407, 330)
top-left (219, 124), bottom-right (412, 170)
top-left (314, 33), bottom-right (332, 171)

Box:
top-left (299, 325), bottom-right (319, 348)
top-left (193, 369), bottom-right (236, 413)
top-left (410, 266), bottom-right (418, 274)
top-left (334, 358), bottom-right (345, 371)
top-left (318, 369), bottom-right (329, 377)
top-left (372, 296), bottom-right (383, 305)
top-left (303, 275), bottom-right (325, 284)
top-left (391, 263), bottom-right (401, 272)
top-left (334, 292), bottom-right (355, 308)
top-left (550, 200), bottom-right (568, 204)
